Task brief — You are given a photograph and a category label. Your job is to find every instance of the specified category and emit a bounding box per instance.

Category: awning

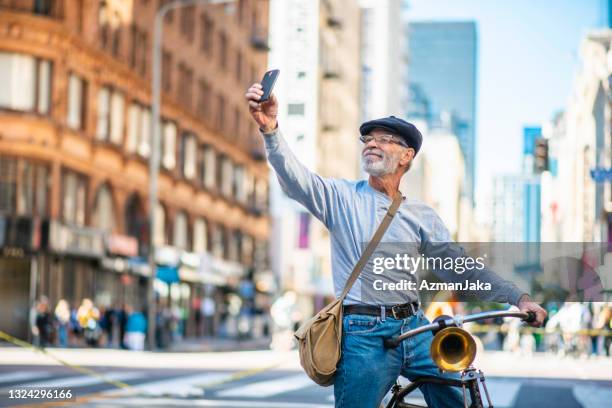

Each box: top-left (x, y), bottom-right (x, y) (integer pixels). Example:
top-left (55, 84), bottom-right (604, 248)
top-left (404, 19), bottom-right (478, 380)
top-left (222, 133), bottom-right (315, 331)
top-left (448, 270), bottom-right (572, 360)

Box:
top-left (156, 265), bottom-right (180, 284)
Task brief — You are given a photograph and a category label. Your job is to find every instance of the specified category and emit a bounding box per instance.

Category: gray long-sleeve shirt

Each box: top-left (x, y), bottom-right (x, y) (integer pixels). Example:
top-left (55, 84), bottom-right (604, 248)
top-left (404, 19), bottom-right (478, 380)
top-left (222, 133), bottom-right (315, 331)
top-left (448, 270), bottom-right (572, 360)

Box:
top-left (263, 127), bottom-right (526, 306)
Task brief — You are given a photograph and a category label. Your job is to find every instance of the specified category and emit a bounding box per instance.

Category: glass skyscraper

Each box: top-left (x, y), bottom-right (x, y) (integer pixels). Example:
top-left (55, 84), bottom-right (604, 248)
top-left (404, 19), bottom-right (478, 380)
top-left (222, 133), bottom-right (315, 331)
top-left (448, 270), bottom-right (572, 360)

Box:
top-left (406, 21), bottom-right (477, 202)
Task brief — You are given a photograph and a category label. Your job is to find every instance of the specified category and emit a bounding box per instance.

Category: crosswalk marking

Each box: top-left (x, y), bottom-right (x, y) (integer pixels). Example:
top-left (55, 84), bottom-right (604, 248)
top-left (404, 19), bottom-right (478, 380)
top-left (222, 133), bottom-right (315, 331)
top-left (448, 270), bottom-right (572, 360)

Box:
top-left (86, 397), bottom-right (333, 407)
top-left (573, 384), bottom-right (612, 408)
top-left (216, 373), bottom-right (314, 398)
top-left (105, 372), bottom-right (236, 397)
top-left (0, 371), bottom-right (52, 385)
top-left (482, 378), bottom-right (522, 407)
top-left (3, 371), bottom-right (144, 390)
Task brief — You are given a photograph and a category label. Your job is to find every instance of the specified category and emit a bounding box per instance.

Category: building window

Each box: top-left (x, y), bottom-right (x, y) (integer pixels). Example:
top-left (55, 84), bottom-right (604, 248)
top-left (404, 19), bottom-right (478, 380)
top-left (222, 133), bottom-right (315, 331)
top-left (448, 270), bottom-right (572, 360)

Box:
top-left (162, 120), bottom-right (177, 170)
top-left (162, 50), bottom-right (172, 93)
top-left (179, 132), bottom-right (197, 180)
top-left (177, 62), bottom-right (194, 110)
top-left (127, 103), bottom-right (152, 157)
top-left (96, 87), bottom-right (110, 140)
top-left (197, 79), bottom-right (210, 119)
top-left (217, 94), bottom-right (226, 131)
top-left (180, 6), bottom-right (195, 42)
top-left (211, 224), bottom-right (224, 259)
top-left (203, 146), bottom-right (216, 190)
top-left (0, 52), bottom-right (51, 114)
top-left (93, 185), bottom-right (115, 231)
top-left (200, 13), bottom-right (214, 54)
top-left (67, 73), bottom-right (87, 130)
top-left (35, 165), bottom-right (49, 217)
top-left (153, 203), bottom-right (166, 246)
top-left (228, 229), bottom-right (239, 262)
top-left (255, 178), bottom-right (268, 213)
top-left (193, 217), bottom-right (207, 253)
top-left (0, 157), bottom-right (17, 214)
top-left (288, 103), bottom-right (305, 116)
top-left (233, 106), bottom-right (241, 139)
top-left (62, 169), bottom-right (87, 226)
top-left (173, 211), bottom-right (188, 249)
top-left (96, 87), bottom-right (125, 144)
top-left (139, 106), bottom-right (152, 157)
top-left (218, 31), bottom-right (227, 68)
top-left (241, 234), bottom-right (253, 265)
top-left (233, 165), bottom-right (245, 203)
top-left (221, 157), bottom-right (233, 198)
top-left (235, 50), bottom-right (242, 82)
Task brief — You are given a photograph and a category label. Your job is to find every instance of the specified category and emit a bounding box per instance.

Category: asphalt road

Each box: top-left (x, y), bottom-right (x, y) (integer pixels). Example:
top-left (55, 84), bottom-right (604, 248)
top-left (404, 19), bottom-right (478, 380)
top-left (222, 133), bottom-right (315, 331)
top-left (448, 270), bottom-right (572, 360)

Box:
top-left (0, 348), bottom-right (610, 408)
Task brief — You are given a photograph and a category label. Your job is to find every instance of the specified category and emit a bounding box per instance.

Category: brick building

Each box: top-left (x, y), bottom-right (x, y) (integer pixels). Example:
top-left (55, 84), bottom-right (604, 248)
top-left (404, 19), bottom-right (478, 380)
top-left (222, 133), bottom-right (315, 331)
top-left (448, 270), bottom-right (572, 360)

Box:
top-left (0, 0), bottom-right (271, 341)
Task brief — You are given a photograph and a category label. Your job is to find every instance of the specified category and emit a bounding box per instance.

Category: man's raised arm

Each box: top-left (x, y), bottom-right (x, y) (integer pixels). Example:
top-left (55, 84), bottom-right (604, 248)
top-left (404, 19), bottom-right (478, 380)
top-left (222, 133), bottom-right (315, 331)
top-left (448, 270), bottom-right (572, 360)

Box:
top-left (244, 82), bottom-right (339, 228)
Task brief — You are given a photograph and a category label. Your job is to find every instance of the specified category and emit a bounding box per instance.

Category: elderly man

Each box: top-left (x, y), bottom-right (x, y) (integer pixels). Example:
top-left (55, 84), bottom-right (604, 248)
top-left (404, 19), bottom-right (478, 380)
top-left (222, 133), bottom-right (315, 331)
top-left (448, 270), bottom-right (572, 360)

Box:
top-left (245, 83), bottom-right (546, 408)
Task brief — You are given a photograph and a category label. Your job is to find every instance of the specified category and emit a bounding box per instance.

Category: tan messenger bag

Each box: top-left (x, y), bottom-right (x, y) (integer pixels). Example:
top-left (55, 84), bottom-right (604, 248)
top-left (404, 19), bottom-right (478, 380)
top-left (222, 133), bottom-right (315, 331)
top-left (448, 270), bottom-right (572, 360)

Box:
top-left (294, 192), bottom-right (402, 386)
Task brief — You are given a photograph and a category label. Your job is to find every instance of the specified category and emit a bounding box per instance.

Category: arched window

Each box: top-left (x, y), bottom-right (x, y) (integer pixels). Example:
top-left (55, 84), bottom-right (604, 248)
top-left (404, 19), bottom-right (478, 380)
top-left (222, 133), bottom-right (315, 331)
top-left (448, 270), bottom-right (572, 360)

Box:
top-left (92, 185), bottom-right (115, 231)
top-left (173, 211), bottom-right (188, 250)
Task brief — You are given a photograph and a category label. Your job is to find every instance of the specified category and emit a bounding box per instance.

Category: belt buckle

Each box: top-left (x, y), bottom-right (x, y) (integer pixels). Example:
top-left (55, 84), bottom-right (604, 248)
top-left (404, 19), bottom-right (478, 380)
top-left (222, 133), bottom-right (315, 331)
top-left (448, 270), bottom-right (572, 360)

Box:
top-left (390, 304), bottom-right (403, 319)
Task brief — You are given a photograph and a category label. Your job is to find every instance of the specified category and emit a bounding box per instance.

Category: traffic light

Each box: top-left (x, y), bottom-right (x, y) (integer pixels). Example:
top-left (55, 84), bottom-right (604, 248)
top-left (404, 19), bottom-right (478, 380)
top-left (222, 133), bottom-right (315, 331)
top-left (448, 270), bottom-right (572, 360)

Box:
top-left (534, 138), bottom-right (549, 173)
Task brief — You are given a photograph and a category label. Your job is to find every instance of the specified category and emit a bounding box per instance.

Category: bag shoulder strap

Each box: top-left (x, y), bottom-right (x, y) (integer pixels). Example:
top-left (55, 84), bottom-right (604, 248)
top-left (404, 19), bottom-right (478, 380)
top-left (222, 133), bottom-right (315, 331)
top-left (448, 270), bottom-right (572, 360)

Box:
top-left (339, 191), bottom-right (403, 300)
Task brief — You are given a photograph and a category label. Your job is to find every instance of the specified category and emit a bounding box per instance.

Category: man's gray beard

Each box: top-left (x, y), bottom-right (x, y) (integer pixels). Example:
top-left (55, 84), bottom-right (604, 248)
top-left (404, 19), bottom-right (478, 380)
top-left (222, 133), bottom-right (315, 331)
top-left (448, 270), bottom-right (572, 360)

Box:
top-left (362, 152), bottom-right (400, 177)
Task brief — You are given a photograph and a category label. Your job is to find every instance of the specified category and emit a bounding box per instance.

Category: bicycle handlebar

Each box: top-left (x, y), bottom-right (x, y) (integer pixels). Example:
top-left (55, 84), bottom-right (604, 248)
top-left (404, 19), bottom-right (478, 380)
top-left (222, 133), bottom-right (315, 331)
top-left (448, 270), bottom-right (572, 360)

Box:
top-left (383, 310), bottom-right (536, 349)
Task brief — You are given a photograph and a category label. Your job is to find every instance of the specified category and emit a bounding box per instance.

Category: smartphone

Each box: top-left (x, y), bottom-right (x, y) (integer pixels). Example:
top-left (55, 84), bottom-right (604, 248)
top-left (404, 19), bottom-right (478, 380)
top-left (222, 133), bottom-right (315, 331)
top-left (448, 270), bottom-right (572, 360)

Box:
top-left (259, 69), bottom-right (279, 102)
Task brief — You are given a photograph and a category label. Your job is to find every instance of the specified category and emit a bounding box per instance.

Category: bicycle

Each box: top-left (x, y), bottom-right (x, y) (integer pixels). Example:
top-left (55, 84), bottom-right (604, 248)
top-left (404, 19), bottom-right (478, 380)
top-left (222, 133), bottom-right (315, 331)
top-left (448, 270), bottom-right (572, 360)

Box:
top-left (381, 310), bottom-right (537, 408)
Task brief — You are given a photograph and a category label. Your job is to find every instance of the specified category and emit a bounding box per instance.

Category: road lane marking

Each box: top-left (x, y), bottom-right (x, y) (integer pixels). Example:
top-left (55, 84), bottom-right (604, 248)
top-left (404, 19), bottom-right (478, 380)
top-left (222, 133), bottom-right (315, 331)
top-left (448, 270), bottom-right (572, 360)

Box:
top-left (481, 378), bottom-right (522, 407)
top-left (0, 371), bottom-right (52, 385)
top-left (104, 372), bottom-right (236, 397)
top-left (3, 371), bottom-right (144, 389)
top-left (86, 397), bottom-right (332, 407)
top-left (573, 384), bottom-right (612, 408)
top-left (216, 373), bottom-right (314, 398)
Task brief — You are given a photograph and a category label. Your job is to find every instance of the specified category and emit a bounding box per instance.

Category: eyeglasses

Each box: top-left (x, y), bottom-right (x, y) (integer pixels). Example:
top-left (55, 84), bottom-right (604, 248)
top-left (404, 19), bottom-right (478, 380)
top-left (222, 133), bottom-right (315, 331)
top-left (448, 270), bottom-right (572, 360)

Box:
top-left (359, 134), bottom-right (408, 147)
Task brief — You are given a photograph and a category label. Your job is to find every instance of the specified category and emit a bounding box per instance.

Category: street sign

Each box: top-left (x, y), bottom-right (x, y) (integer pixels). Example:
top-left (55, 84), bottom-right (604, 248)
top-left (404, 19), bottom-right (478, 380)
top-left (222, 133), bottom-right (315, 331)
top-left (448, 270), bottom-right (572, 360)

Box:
top-left (590, 167), bottom-right (612, 182)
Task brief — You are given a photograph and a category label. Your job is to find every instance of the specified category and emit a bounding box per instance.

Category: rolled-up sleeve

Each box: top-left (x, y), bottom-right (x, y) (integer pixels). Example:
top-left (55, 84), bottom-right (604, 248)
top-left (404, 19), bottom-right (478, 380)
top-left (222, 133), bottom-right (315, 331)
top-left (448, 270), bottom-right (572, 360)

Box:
top-left (262, 127), bottom-right (340, 229)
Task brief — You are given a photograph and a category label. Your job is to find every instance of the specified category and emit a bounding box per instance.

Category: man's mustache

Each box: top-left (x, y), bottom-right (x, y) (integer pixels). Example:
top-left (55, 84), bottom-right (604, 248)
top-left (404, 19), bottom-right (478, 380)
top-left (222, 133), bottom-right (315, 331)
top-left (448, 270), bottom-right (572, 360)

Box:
top-left (362, 148), bottom-right (383, 158)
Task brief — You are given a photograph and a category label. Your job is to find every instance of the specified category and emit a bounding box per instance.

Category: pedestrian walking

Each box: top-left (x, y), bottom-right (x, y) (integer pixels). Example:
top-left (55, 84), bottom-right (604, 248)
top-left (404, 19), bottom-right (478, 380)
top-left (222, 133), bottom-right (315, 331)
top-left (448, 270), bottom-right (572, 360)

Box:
top-left (54, 299), bottom-right (70, 347)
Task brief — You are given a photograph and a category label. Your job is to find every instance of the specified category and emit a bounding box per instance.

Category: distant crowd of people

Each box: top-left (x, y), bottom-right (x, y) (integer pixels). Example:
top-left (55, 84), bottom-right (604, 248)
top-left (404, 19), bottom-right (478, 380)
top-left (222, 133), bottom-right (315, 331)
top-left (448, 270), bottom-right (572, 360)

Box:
top-left (466, 302), bottom-right (612, 357)
top-left (30, 295), bottom-right (223, 351)
top-left (31, 296), bottom-right (149, 350)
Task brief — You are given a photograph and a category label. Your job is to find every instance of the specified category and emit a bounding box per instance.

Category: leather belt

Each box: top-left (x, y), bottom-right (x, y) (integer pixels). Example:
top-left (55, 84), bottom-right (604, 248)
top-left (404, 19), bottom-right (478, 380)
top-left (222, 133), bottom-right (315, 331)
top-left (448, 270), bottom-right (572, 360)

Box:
top-left (343, 302), bottom-right (419, 320)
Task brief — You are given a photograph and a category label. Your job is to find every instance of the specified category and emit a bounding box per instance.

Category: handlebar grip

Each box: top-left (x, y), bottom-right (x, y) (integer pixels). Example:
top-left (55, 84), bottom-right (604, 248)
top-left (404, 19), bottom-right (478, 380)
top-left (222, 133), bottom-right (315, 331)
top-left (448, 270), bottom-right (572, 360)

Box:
top-left (523, 311), bottom-right (536, 323)
top-left (383, 337), bottom-right (399, 349)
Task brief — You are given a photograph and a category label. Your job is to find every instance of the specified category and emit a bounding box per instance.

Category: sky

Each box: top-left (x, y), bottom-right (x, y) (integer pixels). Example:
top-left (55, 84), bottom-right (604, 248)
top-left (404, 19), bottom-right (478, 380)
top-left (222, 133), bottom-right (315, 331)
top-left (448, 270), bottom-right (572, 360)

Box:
top-left (404, 0), bottom-right (605, 212)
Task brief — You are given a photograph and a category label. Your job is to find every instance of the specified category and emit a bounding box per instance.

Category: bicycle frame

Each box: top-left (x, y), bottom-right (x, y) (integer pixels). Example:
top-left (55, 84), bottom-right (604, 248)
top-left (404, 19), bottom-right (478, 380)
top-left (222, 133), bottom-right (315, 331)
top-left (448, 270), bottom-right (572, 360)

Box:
top-left (383, 310), bottom-right (535, 408)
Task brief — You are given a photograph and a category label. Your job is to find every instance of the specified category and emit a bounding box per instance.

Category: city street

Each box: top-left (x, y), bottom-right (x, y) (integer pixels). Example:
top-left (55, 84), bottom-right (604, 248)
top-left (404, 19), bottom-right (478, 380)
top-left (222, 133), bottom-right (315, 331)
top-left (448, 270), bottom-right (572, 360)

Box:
top-left (0, 347), bottom-right (610, 408)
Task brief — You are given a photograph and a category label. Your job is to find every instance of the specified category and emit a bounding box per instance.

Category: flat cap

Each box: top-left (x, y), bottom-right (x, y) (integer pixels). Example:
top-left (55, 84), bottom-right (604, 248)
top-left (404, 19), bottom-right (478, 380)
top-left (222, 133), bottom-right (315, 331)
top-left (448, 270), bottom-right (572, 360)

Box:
top-left (359, 116), bottom-right (423, 154)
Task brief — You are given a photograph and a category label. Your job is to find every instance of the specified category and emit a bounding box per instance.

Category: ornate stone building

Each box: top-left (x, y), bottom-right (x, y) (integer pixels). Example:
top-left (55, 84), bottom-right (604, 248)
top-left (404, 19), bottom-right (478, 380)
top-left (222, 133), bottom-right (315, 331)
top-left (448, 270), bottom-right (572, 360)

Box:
top-left (0, 0), bottom-right (271, 341)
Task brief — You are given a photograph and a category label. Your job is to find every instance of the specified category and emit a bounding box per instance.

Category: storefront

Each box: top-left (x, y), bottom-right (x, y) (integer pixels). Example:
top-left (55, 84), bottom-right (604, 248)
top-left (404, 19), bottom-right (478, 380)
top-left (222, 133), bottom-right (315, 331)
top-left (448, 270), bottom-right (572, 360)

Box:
top-left (100, 233), bottom-right (143, 309)
top-left (40, 220), bottom-right (105, 308)
top-left (0, 215), bottom-right (40, 340)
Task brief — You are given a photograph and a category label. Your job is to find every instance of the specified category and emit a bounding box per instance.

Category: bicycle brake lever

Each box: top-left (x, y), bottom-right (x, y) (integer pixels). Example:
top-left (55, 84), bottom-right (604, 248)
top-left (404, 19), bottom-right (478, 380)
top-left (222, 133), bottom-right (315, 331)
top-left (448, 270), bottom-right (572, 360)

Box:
top-left (523, 311), bottom-right (536, 324)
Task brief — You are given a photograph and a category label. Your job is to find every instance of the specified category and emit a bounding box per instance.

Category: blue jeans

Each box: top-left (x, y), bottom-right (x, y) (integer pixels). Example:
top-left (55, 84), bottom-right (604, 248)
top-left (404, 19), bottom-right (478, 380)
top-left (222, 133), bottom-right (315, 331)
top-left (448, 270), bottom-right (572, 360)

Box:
top-left (334, 309), bottom-right (466, 408)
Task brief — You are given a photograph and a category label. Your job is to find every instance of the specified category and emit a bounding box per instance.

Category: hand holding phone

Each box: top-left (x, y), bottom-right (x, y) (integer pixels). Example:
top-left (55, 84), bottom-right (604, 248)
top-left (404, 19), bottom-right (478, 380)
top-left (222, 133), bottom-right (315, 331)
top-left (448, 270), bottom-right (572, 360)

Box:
top-left (245, 69), bottom-right (280, 132)
top-left (259, 69), bottom-right (279, 102)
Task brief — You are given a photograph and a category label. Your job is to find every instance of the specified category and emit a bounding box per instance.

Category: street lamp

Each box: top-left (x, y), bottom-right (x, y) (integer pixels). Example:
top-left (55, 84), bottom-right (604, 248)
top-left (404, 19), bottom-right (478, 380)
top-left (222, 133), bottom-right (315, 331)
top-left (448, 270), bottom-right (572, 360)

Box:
top-left (148, 0), bottom-right (235, 351)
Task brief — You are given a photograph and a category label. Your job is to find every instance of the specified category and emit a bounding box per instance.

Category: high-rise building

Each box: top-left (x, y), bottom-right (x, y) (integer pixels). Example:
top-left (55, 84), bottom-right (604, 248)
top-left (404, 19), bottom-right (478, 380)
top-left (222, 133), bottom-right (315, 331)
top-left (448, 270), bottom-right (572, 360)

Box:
top-left (405, 21), bottom-right (477, 202)
top-left (268, 0), bottom-right (361, 315)
top-left (0, 0), bottom-right (271, 340)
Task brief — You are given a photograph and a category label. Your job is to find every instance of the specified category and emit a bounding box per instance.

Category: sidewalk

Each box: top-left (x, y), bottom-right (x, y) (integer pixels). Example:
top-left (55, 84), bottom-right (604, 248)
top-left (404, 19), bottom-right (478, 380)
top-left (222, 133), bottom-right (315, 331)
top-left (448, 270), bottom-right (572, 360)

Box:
top-left (167, 336), bottom-right (272, 353)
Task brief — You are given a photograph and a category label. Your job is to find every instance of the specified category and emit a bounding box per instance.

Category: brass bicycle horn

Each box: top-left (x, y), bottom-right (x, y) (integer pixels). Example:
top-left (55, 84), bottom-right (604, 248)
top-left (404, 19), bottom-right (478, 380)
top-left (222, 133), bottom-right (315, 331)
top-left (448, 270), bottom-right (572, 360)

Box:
top-left (430, 326), bottom-right (476, 372)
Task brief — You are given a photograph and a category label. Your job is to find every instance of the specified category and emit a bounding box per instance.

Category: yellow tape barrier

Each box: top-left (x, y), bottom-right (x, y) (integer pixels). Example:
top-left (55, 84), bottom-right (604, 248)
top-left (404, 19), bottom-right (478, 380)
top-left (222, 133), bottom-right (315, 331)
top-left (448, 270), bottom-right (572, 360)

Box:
top-left (467, 324), bottom-right (612, 336)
